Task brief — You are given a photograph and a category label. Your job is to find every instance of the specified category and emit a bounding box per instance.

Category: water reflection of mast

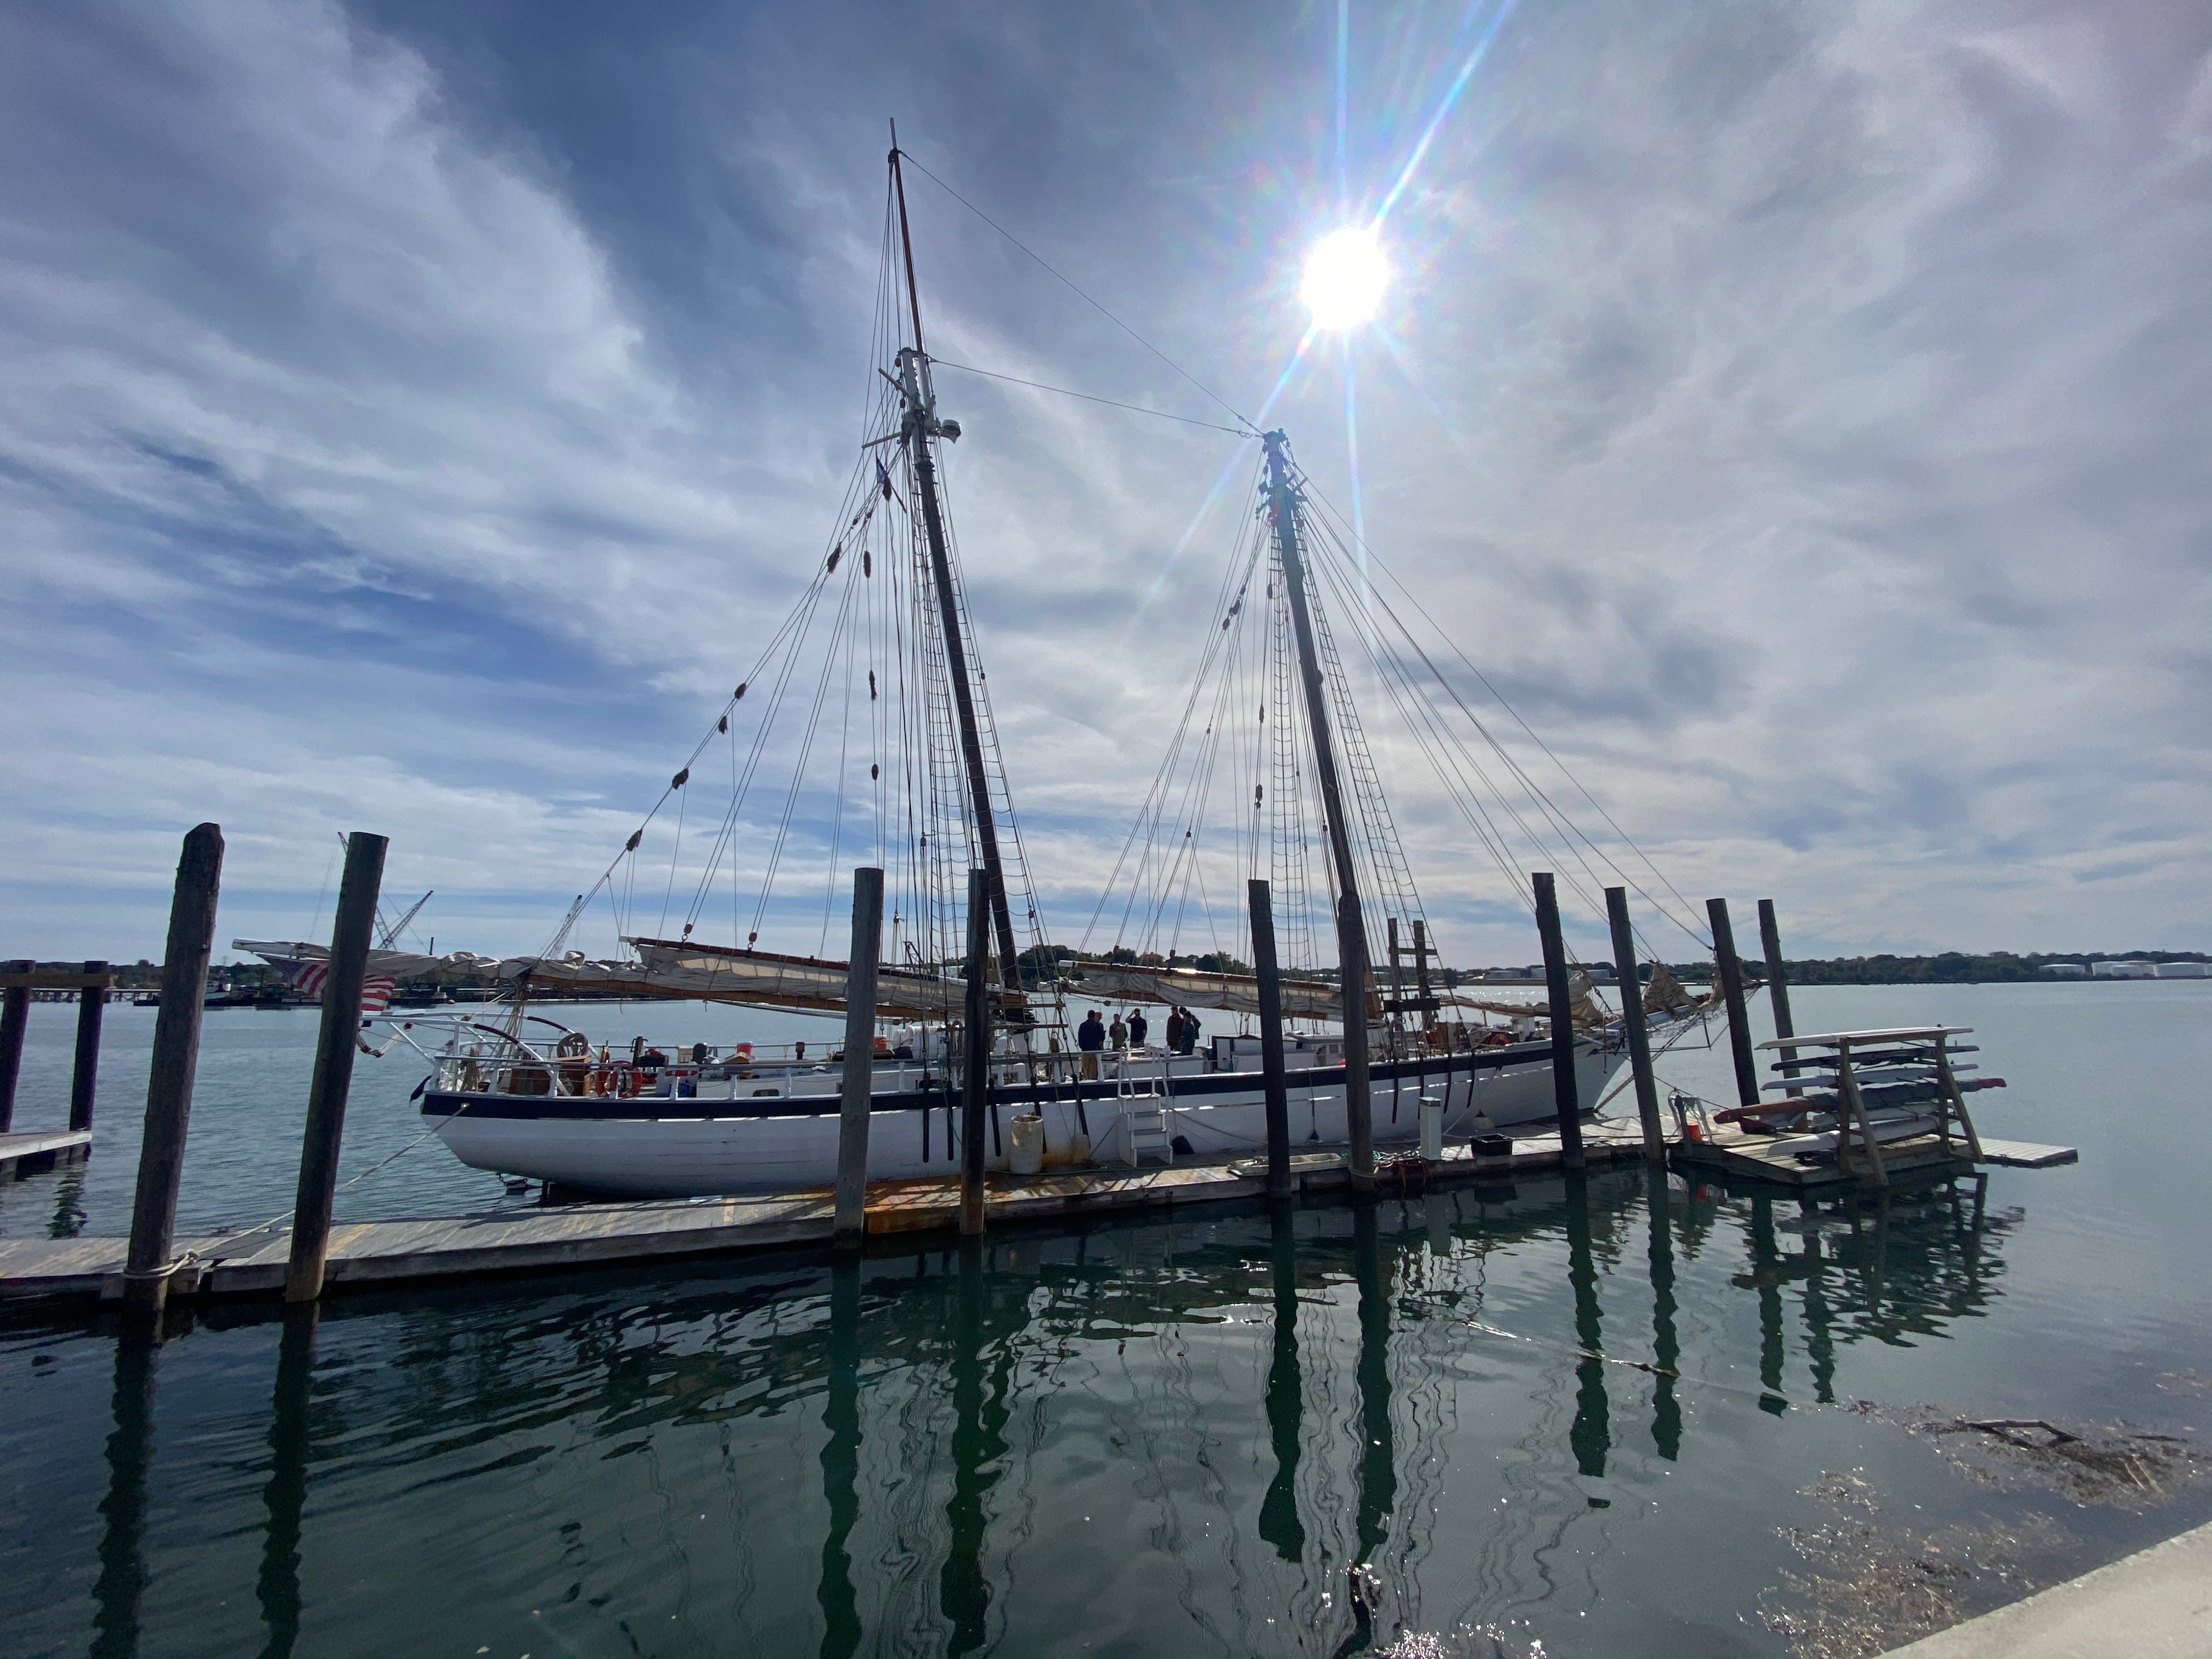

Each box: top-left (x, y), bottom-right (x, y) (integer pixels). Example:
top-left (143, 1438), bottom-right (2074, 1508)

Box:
top-left (258, 1306), bottom-right (317, 1659)
top-left (1797, 1203), bottom-right (1839, 1404)
top-left (1351, 1205), bottom-right (1396, 1567)
top-left (817, 1260), bottom-right (862, 1659)
top-left (1259, 1208), bottom-right (1307, 1563)
top-left (939, 1239), bottom-right (1006, 1656)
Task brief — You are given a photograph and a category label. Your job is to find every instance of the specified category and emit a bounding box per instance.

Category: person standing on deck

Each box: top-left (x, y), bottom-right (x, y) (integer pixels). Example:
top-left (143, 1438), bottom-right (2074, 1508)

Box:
top-left (1176, 1006), bottom-right (1200, 1056)
top-left (1163, 1007), bottom-right (1184, 1052)
top-left (1127, 1008), bottom-right (1149, 1048)
top-left (1108, 1012), bottom-right (1127, 1050)
top-left (1077, 1008), bottom-right (1107, 1081)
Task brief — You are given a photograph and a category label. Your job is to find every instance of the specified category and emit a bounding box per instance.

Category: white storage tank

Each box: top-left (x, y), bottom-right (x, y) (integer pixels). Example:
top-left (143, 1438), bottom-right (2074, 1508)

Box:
top-left (2154, 961), bottom-right (2209, 979)
top-left (2039, 962), bottom-right (2089, 978)
top-left (2092, 961), bottom-right (2158, 979)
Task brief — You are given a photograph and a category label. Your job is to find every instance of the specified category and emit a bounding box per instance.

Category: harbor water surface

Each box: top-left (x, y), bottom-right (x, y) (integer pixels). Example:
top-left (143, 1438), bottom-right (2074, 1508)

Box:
top-left (2, 983), bottom-right (2209, 1656)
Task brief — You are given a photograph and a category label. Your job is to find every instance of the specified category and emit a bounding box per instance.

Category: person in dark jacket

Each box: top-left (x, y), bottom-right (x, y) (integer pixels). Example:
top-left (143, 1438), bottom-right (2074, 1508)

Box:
top-left (1176, 1006), bottom-right (1200, 1055)
top-left (1077, 1010), bottom-right (1107, 1051)
top-left (1127, 1008), bottom-right (1149, 1048)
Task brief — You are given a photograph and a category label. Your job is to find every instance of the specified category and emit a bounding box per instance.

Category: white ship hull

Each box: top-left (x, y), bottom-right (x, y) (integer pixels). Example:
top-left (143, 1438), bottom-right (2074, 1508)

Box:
top-left (425, 1041), bottom-right (1621, 1199)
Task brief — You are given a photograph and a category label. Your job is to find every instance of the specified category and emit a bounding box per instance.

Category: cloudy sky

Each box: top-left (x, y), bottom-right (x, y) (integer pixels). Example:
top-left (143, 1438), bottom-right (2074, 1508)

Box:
top-left (2, 0), bottom-right (2207, 968)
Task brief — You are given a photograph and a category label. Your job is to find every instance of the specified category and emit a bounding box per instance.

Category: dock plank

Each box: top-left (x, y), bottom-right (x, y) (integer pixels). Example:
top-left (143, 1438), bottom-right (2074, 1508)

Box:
top-left (0, 1121), bottom-right (1659, 1308)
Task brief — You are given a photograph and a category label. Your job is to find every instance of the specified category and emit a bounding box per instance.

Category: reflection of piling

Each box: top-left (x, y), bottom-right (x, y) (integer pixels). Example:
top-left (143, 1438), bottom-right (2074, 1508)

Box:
top-left (93, 1321), bottom-right (160, 1659)
top-left (1748, 1194), bottom-right (1788, 1416)
top-left (1563, 1176), bottom-right (1610, 1482)
top-left (1643, 1165), bottom-right (1681, 1460)
top-left (940, 1238), bottom-right (994, 1654)
top-left (833, 868), bottom-right (884, 1246)
top-left (1532, 872), bottom-right (1585, 1170)
top-left (1604, 888), bottom-right (1664, 1159)
top-left (1350, 1205), bottom-right (1396, 1573)
top-left (124, 823), bottom-right (224, 1315)
top-left (70, 960), bottom-right (109, 1131)
top-left (958, 870), bottom-right (989, 1238)
top-left (257, 1305), bottom-right (317, 1659)
top-left (284, 832), bottom-right (387, 1304)
top-left (1707, 898), bottom-right (1761, 1109)
top-left (1259, 1206), bottom-right (1306, 1562)
top-left (0, 961), bottom-right (31, 1132)
top-left (816, 1259), bottom-right (863, 1659)
top-left (1249, 879), bottom-right (1292, 1200)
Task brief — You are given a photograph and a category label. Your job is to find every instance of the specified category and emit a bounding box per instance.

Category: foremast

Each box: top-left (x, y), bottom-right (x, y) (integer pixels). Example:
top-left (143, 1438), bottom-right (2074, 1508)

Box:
top-left (890, 140), bottom-right (1024, 998)
top-left (1262, 430), bottom-right (1374, 1184)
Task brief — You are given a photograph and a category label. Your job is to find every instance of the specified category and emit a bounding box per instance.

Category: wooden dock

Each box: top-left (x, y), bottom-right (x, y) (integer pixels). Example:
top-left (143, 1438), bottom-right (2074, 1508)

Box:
top-left (1673, 1121), bottom-right (2077, 1187)
top-left (0, 1127), bottom-right (92, 1178)
top-left (0, 1123), bottom-right (1660, 1308)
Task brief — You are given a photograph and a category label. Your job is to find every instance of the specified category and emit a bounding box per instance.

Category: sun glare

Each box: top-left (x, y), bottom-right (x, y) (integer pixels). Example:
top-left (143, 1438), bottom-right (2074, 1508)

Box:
top-left (1301, 226), bottom-right (1387, 330)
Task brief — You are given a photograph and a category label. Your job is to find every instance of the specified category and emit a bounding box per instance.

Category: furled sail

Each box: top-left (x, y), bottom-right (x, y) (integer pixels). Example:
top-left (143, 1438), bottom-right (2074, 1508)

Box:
top-left (1073, 964), bottom-right (1345, 1019)
top-left (496, 936), bottom-right (970, 1019)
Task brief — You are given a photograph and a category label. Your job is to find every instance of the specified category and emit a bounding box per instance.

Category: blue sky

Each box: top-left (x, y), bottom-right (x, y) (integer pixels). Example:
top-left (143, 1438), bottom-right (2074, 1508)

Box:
top-left (2, 0), bottom-right (2207, 966)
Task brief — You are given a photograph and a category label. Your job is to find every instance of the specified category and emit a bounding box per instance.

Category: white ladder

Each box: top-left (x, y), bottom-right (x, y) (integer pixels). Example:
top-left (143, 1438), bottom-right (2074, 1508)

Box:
top-left (1122, 1098), bottom-right (1175, 1166)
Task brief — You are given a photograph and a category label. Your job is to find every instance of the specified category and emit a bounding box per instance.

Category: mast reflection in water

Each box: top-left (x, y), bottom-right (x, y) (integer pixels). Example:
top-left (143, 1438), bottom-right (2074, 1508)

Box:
top-left (47, 1169), bottom-right (2020, 1657)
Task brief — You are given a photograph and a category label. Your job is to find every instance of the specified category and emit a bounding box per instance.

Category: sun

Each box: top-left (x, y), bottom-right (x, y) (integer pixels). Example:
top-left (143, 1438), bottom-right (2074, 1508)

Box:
top-left (1301, 226), bottom-right (1388, 330)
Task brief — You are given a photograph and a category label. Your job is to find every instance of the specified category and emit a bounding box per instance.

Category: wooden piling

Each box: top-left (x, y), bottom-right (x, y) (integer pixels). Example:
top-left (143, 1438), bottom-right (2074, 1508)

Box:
top-left (123, 823), bottom-right (223, 1314)
top-left (1707, 898), bottom-right (1761, 1109)
top-left (1757, 899), bottom-right (1797, 1067)
top-left (1249, 879), bottom-right (1292, 1200)
top-left (1531, 872), bottom-right (1585, 1171)
top-left (70, 960), bottom-right (108, 1132)
top-left (958, 868), bottom-right (989, 1238)
top-left (833, 867), bottom-right (885, 1246)
top-left (0, 961), bottom-right (29, 1135)
top-left (283, 832), bottom-right (387, 1304)
top-left (1604, 888), bottom-right (1666, 1160)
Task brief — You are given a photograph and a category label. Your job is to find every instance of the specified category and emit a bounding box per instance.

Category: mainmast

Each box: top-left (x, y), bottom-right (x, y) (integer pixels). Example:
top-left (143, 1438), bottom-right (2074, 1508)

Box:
top-left (889, 139), bottom-right (1024, 996)
top-left (1263, 430), bottom-right (1374, 1184)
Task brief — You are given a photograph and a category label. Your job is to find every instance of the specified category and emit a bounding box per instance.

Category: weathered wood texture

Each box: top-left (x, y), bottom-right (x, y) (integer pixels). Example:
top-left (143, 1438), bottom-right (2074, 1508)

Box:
top-left (0, 1124), bottom-right (1665, 1307)
top-left (1532, 872), bottom-right (1585, 1170)
top-left (285, 832), bottom-right (388, 1302)
top-left (124, 824), bottom-right (223, 1313)
top-left (1605, 887), bottom-right (1665, 1160)
top-left (70, 960), bottom-right (108, 1132)
top-left (1249, 878), bottom-right (1293, 1200)
top-left (833, 867), bottom-right (884, 1244)
top-left (1707, 898), bottom-right (1762, 1108)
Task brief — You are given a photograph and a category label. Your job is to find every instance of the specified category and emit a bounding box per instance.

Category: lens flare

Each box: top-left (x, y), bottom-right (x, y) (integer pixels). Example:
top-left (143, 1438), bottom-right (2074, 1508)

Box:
top-left (1302, 227), bottom-right (1387, 330)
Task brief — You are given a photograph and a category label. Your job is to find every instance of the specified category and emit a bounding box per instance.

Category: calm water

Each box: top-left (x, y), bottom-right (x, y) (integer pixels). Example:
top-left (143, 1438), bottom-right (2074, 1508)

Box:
top-left (2, 983), bottom-right (2209, 1657)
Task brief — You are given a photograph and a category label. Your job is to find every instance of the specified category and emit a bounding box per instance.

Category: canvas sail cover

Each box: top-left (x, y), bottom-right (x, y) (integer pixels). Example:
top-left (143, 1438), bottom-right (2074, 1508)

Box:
top-left (494, 936), bottom-right (971, 1019)
top-left (1074, 964), bottom-right (1346, 1019)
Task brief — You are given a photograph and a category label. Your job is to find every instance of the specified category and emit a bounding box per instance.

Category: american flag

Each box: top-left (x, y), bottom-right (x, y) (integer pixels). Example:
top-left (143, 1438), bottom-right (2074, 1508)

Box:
top-left (279, 959), bottom-right (397, 1015)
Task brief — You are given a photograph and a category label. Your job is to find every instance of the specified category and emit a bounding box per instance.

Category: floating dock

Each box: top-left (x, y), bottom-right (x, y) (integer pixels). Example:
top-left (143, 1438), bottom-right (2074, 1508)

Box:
top-left (0, 1127), bottom-right (92, 1179)
top-left (1672, 1120), bottom-right (2076, 1188)
top-left (0, 1122), bottom-right (1657, 1308)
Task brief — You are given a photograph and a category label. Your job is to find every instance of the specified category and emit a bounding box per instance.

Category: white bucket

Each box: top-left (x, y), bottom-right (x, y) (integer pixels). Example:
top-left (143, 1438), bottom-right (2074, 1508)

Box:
top-left (1008, 1112), bottom-right (1046, 1176)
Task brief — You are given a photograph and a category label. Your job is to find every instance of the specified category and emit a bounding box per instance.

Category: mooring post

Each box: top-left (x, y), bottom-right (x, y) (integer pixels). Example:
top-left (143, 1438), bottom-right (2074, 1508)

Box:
top-left (1707, 898), bottom-right (1761, 1109)
top-left (958, 868), bottom-right (989, 1238)
top-left (70, 960), bottom-right (109, 1132)
top-left (833, 866), bottom-right (885, 1246)
top-left (1531, 872), bottom-right (1585, 1171)
top-left (1757, 899), bottom-right (1797, 1068)
top-left (1249, 878), bottom-right (1293, 1201)
top-left (1604, 888), bottom-right (1665, 1160)
top-left (0, 960), bottom-right (31, 1133)
top-left (123, 823), bottom-right (224, 1314)
top-left (283, 831), bottom-right (387, 1304)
